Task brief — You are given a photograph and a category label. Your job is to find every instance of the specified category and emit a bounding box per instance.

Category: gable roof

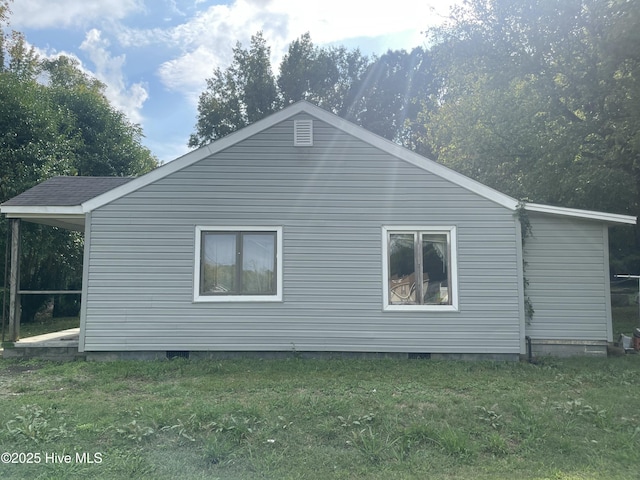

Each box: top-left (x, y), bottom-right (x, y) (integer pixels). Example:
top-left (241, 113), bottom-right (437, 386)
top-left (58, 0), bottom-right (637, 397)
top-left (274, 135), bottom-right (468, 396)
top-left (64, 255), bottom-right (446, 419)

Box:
top-left (1, 101), bottom-right (636, 226)
top-left (81, 101), bottom-right (522, 213)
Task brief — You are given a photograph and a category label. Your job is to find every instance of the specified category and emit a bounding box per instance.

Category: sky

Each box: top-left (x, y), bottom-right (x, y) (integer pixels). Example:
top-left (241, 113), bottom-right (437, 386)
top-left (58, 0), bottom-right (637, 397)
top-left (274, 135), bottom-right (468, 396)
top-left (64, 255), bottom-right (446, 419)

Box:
top-left (8, 0), bottom-right (458, 163)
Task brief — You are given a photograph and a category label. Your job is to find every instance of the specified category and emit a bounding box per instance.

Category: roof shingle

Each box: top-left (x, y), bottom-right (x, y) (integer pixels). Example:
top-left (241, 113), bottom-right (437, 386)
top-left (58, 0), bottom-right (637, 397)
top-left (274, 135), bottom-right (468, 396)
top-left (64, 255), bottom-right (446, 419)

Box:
top-left (2, 176), bottom-right (134, 207)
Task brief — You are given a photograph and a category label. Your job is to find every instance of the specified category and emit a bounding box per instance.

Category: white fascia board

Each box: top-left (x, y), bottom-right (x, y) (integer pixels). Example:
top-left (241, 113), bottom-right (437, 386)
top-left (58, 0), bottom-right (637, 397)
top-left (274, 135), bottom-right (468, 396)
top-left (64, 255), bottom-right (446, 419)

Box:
top-left (0, 205), bottom-right (84, 216)
top-left (82, 103), bottom-right (312, 213)
top-left (526, 203), bottom-right (637, 225)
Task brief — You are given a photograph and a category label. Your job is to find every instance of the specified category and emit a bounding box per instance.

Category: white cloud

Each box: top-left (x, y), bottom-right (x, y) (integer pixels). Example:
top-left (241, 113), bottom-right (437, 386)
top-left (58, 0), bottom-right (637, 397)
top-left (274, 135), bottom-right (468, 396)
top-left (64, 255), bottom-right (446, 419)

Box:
top-left (147, 1), bottom-right (288, 103)
top-left (157, 45), bottom-right (222, 102)
top-left (9, 0), bottom-right (143, 29)
top-left (142, 0), bottom-right (454, 103)
top-left (267, 0), bottom-right (451, 45)
top-left (80, 29), bottom-right (149, 124)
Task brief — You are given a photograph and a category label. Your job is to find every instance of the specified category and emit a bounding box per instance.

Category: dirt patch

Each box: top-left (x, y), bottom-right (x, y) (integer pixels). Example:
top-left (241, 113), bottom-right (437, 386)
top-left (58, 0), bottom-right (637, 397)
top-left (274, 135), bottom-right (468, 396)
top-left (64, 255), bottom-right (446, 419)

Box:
top-left (4, 364), bottom-right (43, 375)
top-left (0, 362), bottom-right (44, 396)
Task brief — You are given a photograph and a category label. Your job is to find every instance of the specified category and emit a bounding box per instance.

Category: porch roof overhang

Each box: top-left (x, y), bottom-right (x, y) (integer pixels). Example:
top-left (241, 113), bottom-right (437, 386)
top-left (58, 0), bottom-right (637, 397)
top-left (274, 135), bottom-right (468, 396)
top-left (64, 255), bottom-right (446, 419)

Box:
top-left (0, 176), bottom-right (134, 231)
top-left (525, 203), bottom-right (637, 225)
top-left (1, 206), bottom-right (86, 231)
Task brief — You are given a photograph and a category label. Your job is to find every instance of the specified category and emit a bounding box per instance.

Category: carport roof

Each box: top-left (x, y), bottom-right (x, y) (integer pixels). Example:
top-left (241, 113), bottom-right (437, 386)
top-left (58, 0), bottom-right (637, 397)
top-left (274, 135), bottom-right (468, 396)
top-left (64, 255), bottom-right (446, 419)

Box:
top-left (0, 176), bottom-right (134, 231)
top-left (2, 176), bottom-right (133, 207)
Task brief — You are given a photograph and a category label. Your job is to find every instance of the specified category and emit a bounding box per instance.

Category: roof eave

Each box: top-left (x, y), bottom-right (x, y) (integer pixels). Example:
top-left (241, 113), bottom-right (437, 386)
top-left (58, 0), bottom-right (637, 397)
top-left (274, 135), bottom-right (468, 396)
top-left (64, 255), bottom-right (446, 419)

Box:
top-left (0, 206), bottom-right (86, 231)
top-left (80, 101), bottom-right (521, 213)
top-left (1, 205), bottom-right (84, 216)
top-left (525, 203), bottom-right (637, 225)
top-left (81, 102), bottom-right (315, 212)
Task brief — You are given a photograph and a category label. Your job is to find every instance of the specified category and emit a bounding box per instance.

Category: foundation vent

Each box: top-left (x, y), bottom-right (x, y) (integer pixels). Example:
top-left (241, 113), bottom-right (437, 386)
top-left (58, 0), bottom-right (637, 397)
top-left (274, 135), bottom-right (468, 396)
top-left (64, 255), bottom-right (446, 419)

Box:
top-left (294, 119), bottom-right (313, 146)
top-left (166, 350), bottom-right (190, 360)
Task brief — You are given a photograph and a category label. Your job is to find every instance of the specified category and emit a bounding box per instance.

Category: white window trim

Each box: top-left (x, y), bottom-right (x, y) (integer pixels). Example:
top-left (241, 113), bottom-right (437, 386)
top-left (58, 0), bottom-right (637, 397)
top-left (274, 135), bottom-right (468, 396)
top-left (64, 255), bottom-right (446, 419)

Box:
top-left (382, 226), bottom-right (459, 312)
top-left (194, 226), bottom-right (283, 302)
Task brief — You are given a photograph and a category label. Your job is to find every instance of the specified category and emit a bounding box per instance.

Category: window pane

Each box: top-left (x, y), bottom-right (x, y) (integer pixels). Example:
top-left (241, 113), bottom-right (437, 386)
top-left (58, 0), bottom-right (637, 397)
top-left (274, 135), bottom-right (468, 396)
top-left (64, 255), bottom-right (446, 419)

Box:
top-left (202, 233), bottom-right (236, 294)
top-left (242, 233), bottom-right (276, 294)
top-left (422, 234), bottom-right (450, 305)
top-left (389, 233), bottom-right (417, 305)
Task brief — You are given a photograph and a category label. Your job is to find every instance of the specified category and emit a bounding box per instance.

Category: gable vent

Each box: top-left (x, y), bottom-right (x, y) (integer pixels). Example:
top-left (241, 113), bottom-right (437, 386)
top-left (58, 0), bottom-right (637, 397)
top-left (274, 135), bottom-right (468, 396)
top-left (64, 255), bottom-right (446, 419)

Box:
top-left (294, 119), bottom-right (313, 146)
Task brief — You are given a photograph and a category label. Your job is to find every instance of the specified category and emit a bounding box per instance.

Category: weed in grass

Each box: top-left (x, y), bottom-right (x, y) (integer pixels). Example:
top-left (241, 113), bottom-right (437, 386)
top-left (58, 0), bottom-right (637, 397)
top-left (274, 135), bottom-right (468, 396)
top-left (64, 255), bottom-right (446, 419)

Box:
top-left (554, 399), bottom-right (608, 428)
top-left (6, 404), bottom-right (69, 444)
top-left (160, 415), bottom-right (197, 442)
top-left (437, 425), bottom-right (473, 458)
top-left (114, 408), bottom-right (158, 443)
top-left (39, 458), bottom-right (92, 479)
top-left (477, 404), bottom-right (503, 430)
top-left (511, 401), bottom-right (546, 445)
top-left (483, 432), bottom-right (510, 457)
top-left (103, 448), bottom-right (155, 478)
top-left (348, 426), bottom-right (400, 464)
top-left (338, 412), bottom-right (376, 428)
top-left (204, 434), bottom-right (239, 465)
top-left (115, 419), bottom-right (155, 443)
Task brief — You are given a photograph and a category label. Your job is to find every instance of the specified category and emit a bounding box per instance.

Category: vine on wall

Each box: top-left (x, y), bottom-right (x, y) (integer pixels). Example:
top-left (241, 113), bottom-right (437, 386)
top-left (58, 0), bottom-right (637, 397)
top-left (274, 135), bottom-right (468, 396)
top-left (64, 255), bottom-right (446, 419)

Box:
top-left (516, 201), bottom-right (534, 324)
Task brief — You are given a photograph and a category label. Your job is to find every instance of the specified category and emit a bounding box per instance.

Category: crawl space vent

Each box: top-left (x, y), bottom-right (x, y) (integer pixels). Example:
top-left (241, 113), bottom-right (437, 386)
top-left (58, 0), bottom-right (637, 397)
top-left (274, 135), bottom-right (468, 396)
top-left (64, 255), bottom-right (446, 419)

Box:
top-left (166, 350), bottom-right (190, 360)
top-left (294, 119), bottom-right (313, 146)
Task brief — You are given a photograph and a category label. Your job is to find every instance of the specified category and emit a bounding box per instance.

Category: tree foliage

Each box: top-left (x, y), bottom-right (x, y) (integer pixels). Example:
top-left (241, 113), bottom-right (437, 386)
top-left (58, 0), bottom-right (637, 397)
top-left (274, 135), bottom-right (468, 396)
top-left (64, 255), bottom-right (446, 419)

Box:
top-left (189, 32), bottom-right (279, 147)
top-left (0, 7), bottom-right (158, 321)
top-left (190, 32), bottom-right (372, 146)
top-left (348, 47), bottom-right (437, 156)
top-left (191, 31), bottom-right (437, 151)
top-left (425, 0), bottom-right (640, 215)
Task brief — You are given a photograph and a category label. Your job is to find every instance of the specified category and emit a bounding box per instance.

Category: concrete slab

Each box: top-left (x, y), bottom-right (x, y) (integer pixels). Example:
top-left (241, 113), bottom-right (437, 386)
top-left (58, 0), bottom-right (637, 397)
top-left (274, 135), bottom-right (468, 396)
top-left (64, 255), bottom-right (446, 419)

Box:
top-left (14, 328), bottom-right (79, 347)
top-left (2, 328), bottom-right (81, 361)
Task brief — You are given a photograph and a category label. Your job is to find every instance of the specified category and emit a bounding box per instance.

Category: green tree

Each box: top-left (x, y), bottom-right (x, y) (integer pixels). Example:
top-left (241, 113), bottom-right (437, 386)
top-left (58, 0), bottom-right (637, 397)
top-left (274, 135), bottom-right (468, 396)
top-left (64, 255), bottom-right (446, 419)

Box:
top-left (278, 32), bottom-right (344, 111)
top-left (428, 0), bottom-right (640, 207)
top-left (189, 32), bottom-right (279, 147)
top-left (349, 47), bottom-right (436, 156)
top-left (43, 57), bottom-right (157, 176)
top-left (0, 7), bottom-right (158, 322)
top-left (424, 0), bottom-right (640, 269)
top-left (191, 32), bottom-right (372, 146)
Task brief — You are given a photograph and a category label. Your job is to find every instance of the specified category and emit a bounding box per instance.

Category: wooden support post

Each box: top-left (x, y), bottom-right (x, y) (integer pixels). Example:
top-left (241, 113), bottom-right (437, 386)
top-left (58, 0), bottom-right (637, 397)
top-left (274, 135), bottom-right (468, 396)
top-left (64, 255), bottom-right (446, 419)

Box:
top-left (8, 218), bottom-right (21, 342)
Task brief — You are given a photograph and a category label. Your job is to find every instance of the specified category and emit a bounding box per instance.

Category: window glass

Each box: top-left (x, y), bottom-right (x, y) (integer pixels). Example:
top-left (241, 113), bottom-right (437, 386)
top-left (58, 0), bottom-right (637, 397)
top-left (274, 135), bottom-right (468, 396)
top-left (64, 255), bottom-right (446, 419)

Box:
top-left (386, 230), bottom-right (453, 307)
top-left (389, 233), bottom-right (417, 305)
top-left (242, 233), bottom-right (276, 294)
top-left (200, 231), bottom-right (277, 297)
top-left (422, 234), bottom-right (450, 305)
top-left (202, 233), bottom-right (236, 294)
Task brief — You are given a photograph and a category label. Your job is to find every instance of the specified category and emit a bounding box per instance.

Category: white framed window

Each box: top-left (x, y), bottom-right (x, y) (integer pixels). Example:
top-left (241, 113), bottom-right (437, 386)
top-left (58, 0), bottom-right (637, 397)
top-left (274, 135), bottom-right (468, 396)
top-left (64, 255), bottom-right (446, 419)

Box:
top-left (382, 226), bottom-right (458, 311)
top-left (194, 226), bottom-right (283, 302)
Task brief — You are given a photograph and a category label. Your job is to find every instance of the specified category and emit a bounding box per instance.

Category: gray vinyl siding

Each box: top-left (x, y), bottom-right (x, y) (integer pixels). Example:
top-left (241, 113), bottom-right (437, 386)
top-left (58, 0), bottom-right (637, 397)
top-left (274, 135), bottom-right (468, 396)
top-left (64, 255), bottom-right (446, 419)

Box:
top-left (524, 214), bottom-right (611, 341)
top-left (83, 115), bottom-right (522, 353)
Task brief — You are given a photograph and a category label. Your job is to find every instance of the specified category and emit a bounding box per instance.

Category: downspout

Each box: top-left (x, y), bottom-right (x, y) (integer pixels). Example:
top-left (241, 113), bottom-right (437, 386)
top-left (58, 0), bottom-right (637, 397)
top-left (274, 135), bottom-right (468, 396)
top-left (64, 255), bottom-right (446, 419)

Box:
top-left (525, 336), bottom-right (533, 363)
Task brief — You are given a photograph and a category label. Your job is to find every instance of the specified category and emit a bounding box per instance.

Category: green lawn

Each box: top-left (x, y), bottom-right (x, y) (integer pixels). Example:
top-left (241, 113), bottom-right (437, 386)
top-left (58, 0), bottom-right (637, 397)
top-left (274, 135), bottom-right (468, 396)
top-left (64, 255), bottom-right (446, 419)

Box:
top-left (0, 356), bottom-right (639, 479)
top-left (612, 306), bottom-right (639, 339)
top-left (1, 304), bottom-right (638, 478)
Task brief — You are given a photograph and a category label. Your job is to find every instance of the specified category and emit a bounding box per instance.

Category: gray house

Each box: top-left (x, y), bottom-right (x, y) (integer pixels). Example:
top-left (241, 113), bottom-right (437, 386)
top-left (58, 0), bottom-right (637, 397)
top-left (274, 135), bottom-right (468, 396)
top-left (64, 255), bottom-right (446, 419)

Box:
top-left (2, 102), bottom-right (636, 360)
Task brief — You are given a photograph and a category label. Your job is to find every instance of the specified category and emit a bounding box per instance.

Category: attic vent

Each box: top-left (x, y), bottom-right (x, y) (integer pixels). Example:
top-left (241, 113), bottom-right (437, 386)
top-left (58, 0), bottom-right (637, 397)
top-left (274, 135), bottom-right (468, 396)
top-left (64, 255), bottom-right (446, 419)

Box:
top-left (294, 119), bottom-right (313, 146)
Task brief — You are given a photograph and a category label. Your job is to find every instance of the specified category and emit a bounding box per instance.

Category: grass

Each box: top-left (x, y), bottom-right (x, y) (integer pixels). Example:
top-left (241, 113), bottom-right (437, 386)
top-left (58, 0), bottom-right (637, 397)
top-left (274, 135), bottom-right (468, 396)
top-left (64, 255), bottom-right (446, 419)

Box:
top-left (0, 304), bottom-right (638, 478)
top-left (612, 306), bottom-right (639, 339)
top-left (0, 356), bottom-right (639, 479)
